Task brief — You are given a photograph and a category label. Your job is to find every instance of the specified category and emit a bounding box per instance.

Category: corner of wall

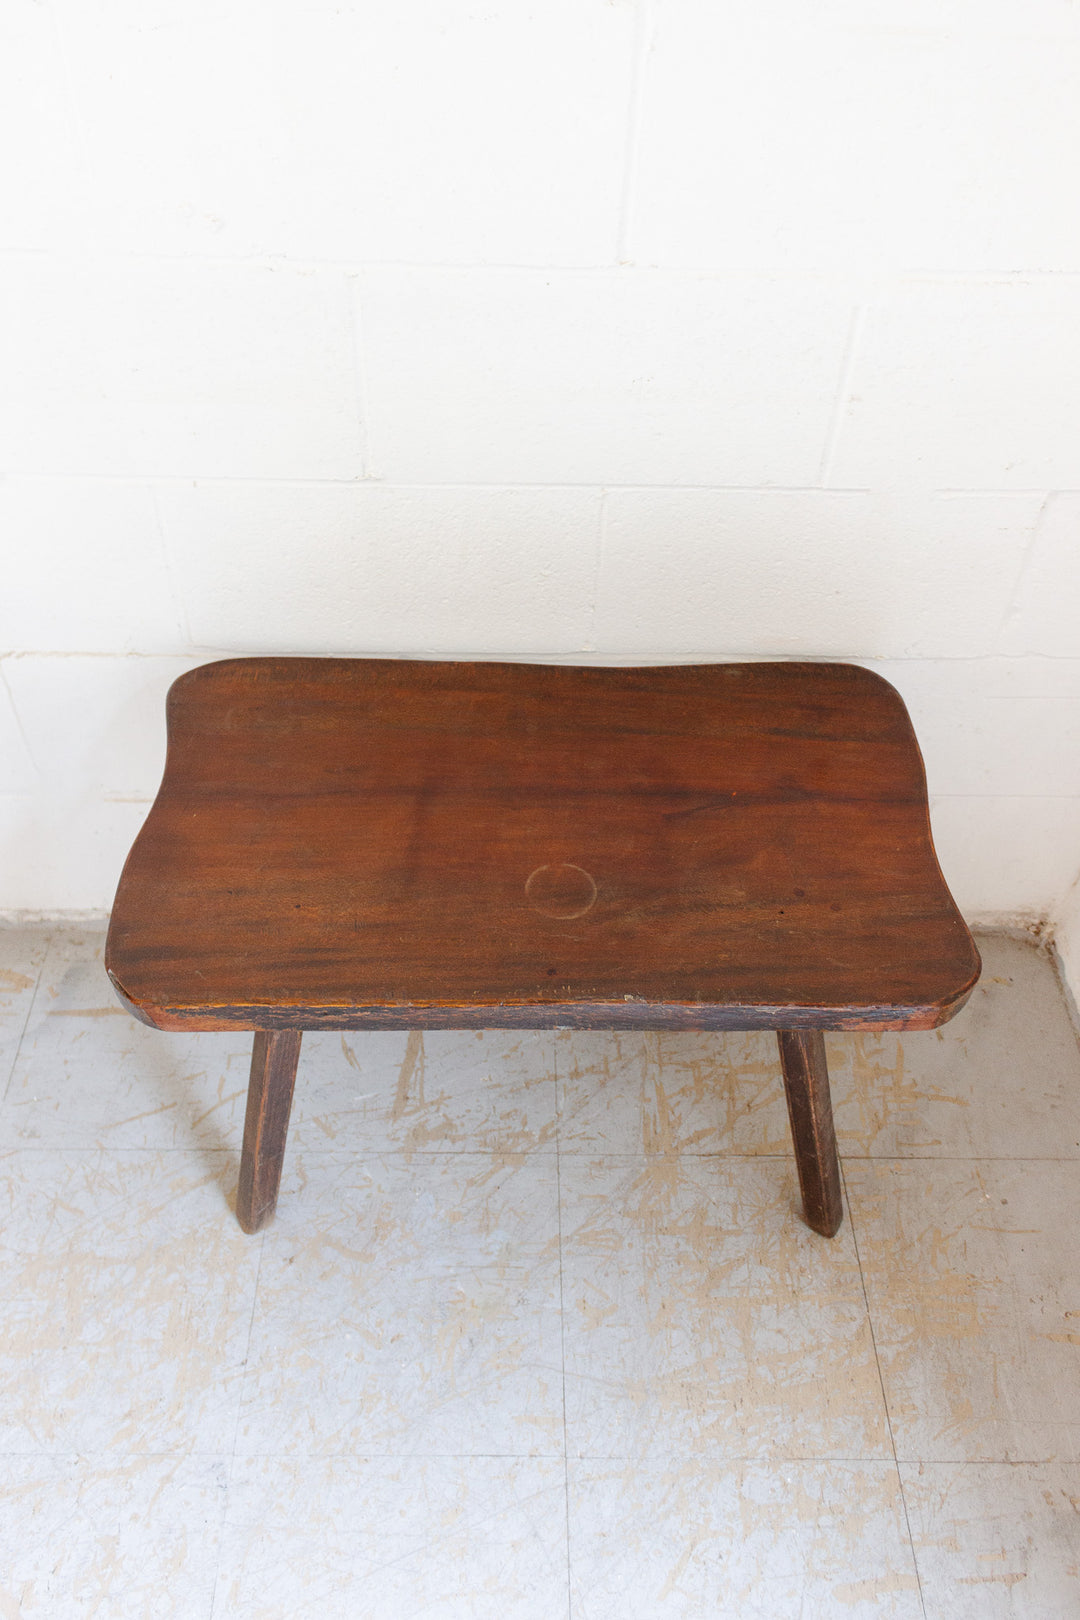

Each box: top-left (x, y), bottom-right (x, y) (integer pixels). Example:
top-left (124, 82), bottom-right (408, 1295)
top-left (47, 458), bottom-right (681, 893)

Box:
top-left (1049, 873), bottom-right (1080, 1034)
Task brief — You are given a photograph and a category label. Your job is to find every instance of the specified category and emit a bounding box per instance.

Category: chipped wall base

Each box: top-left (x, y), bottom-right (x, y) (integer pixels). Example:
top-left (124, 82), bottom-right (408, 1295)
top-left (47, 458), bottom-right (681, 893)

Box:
top-left (0, 910), bottom-right (111, 927)
top-left (963, 910), bottom-right (1047, 940)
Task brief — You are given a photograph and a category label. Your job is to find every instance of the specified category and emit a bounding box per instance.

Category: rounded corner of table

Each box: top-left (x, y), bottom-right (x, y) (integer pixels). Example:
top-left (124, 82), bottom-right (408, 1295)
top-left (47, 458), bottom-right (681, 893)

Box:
top-left (101, 939), bottom-right (160, 1023)
top-left (927, 936), bottom-right (983, 1029)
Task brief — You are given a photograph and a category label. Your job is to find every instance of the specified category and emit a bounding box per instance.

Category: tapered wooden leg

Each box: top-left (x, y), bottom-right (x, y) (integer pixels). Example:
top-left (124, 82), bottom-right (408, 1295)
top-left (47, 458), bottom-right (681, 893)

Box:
top-left (776, 1029), bottom-right (843, 1238)
top-left (236, 1029), bottom-right (303, 1234)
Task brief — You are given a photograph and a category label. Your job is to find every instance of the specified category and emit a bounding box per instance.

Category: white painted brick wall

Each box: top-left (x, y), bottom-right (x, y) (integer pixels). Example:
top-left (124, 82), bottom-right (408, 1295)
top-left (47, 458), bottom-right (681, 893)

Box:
top-left (0, 259), bottom-right (362, 479)
top-left (592, 490), bottom-right (1046, 660)
top-left (630, 5), bottom-right (1080, 274)
top-left (48, 1), bottom-right (635, 266)
top-left (357, 269), bottom-right (852, 485)
top-left (154, 482), bottom-right (602, 654)
top-left (829, 283), bottom-right (1080, 490)
top-left (2, 0), bottom-right (1079, 990)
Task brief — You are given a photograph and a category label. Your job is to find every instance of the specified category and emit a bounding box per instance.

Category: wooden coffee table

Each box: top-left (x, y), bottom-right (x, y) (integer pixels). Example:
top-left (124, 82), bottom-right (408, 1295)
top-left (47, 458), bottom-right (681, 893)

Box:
top-left (105, 658), bottom-right (979, 1239)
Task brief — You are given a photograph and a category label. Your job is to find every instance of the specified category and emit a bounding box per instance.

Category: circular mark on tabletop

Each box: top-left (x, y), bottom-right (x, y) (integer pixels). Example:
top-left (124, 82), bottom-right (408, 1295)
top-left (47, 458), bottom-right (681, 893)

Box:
top-left (525, 863), bottom-right (598, 920)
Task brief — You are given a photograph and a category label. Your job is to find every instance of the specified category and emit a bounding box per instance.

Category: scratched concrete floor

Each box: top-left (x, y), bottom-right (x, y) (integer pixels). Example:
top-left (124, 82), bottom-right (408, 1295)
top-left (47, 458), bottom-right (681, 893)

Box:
top-left (1, 925), bottom-right (1079, 1618)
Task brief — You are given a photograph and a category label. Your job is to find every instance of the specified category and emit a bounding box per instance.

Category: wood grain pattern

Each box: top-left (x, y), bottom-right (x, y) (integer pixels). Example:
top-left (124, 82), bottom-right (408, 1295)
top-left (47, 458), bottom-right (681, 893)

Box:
top-left (777, 1029), bottom-right (844, 1237)
top-left (105, 658), bottom-right (980, 1033)
top-left (236, 1029), bottom-right (302, 1233)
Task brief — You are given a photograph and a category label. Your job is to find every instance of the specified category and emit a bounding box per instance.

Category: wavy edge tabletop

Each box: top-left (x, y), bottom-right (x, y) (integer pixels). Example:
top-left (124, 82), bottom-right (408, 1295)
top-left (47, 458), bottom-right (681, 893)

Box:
top-left (105, 658), bottom-right (980, 1237)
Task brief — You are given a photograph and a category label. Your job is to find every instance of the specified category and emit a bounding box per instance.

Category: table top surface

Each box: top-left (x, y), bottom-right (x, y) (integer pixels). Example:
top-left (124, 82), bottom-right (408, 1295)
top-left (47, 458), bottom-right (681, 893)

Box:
top-left (105, 658), bottom-right (980, 1033)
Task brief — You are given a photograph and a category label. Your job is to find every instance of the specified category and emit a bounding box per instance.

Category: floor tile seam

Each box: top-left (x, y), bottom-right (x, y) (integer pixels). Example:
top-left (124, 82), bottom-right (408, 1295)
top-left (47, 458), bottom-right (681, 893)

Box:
top-left (0, 1144), bottom-right (567, 1157)
top-left (841, 1154), bottom-right (1080, 1166)
top-left (8, 1448), bottom-right (1072, 1466)
top-left (841, 1156), bottom-right (928, 1620)
top-left (0, 1450), bottom-right (572, 1469)
top-left (552, 1150), bottom-right (801, 1160)
top-left (225, 1231), bottom-right (268, 1465)
top-left (893, 1464), bottom-right (1080, 1477)
top-left (0, 1145), bottom-right (238, 1159)
top-left (19, 1146), bottom-right (1080, 1162)
top-left (222, 1450), bottom-right (571, 1464)
top-left (288, 1144), bottom-right (563, 1156)
top-left (538, 1149), bottom-right (1080, 1166)
top-left (206, 1231), bottom-right (269, 1620)
top-left (895, 1457), bottom-right (1080, 1469)
top-left (54, 1147), bottom-right (1069, 1162)
top-left (0, 1448), bottom-right (236, 1460)
top-left (14, 1140), bottom-right (1070, 1165)
top-left (275, 1147), bottom-right (795, 1161)
top-left (0, 930), bottom-right (53, 1110)
top-left (555, 1149), bottom-right (795, 1158)
top-left (207, 1453), bottom-right (236, 1620)
top-left (280, 1147), bottom-right (799, 1157)
top-left (561, 1453), bottom-right (920, 1467)
top-left (222, 1450), bottom-right (912, 1468)
top-left (553, 1049), bottom-right (574, 1620)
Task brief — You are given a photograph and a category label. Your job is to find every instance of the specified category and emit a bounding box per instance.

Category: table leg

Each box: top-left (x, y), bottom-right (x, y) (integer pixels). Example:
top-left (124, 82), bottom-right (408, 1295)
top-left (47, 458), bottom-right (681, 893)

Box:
top-left (236, 1029), bottom-right (303, 1234)
top-left (776, 1029), bottom-right (843, 1238)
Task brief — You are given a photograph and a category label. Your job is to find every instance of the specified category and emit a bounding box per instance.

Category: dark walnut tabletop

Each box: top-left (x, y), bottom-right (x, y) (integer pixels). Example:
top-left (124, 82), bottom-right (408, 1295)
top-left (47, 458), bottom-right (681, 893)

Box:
top-left (105, 658), bottom-right (979, 1035)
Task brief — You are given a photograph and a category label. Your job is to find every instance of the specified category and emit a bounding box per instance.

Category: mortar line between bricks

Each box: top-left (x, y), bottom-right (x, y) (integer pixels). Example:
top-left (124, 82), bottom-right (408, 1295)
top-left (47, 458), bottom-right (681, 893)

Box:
top-left (7, 248), bottom-right (1080, 281)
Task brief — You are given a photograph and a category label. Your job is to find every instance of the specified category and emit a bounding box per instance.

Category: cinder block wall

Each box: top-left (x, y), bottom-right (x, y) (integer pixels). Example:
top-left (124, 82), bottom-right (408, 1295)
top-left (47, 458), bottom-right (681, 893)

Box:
top-left (2, 2), bottom-right (1079, 977)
